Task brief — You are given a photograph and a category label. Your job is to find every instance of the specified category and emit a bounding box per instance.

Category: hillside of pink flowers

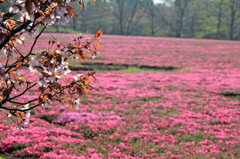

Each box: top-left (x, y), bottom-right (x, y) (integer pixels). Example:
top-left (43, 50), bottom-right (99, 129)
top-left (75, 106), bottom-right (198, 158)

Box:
top-left (0, 34), bottom-right (240, 158)
top-left (18, 33), bottom-right (240, 70)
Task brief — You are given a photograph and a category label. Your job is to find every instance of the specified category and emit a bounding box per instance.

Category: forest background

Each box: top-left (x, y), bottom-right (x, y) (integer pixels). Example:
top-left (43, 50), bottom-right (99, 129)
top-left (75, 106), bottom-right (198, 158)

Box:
top-left (1, 0), bottom-right (240, 40)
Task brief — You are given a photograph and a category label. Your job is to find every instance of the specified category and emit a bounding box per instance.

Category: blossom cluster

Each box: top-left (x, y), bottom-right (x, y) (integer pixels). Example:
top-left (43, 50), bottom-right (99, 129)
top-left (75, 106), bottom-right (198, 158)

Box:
top-left (0, 0), bottom-right (102, 129)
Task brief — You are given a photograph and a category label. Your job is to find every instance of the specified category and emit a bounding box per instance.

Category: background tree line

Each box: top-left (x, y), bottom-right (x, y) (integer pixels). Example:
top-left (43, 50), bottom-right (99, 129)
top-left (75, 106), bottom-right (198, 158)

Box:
top-left (1, 0), bottom-right (240, 40)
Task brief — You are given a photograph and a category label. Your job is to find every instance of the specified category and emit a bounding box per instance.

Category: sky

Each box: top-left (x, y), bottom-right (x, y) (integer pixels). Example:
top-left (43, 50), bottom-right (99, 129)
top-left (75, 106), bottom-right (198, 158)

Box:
top-left (153, 0), bottom-right (164, 4)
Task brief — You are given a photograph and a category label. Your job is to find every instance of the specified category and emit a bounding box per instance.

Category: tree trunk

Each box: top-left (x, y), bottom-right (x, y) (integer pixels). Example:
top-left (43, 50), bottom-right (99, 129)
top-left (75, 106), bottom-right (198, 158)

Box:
top-left (126, 0), bottom-right (139, 35)
top-left (229, 0), bottom-right (238, 40)
top-left (230, 6), bottom-right (235, 40)
top-left (116, 0), bottom-right (125, 35)
top-left (73, 18), bottom-right (77, 31)
top-left (178, 11), bottom-right (184, 37)
top-left (175, 0), bottom-right (188, 38)
top-left (147, 0), bottom-right (155, 36)
top-left (216, 0), bottom-right (223, 39)
top-left (190, 16), bottom-right (195, 37)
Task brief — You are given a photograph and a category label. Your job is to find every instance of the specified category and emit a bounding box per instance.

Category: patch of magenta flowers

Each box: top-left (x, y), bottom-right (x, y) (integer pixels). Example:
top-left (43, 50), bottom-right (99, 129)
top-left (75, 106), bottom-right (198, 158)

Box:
top-left (53, 112), bottom-right (122, 124)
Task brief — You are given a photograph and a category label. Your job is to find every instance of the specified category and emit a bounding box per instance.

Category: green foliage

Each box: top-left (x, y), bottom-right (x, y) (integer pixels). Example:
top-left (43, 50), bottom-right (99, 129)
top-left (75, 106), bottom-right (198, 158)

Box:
top-left (130, 150), bottom-right (136, 157)
top-left (74, 124), bottom-right (94, 138)
top-left (30, 108), bottom-right (37, 115)
top-left (176, 133), bottom-right (206, 143)
top-left (6, 144), bottom-right (27, 153)
top-left (221, 91), bottom-right (240, 96)
top-left (39, 0), bottom-right (240, 40)
top-left (176, 133), bottom-right (219, 144)
top-left (38, 114), bottom-right (58, 123)
top-left (113, 136), bottom-right (122, 144)
top-left (128, 137), bottom-right (141, 148)
top-left (97, 147), bottom-right (108, 154)
top-left (221, 91), bottom-right (240, 101)
top-left (139, 96), bottom-right (162, 102)
top-left (121, 68), bottom-right (144, 73)
top-left (101, 128), bottom-right (116, 135)
top-left (44, 26), bottom-right (85, 34)
top-left (155, 147), bottom-right (168, 155)
top-left (39, 147), bottom-right (54, 152)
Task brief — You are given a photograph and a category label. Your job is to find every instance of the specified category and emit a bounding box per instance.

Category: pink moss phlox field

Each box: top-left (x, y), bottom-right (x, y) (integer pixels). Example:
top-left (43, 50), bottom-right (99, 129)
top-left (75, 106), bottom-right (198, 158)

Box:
top-left (0, 34), bottom-right (240, 158)
top-left (18, 33), bottom-right (240, 69)
top-left (53, 112), bottom-right (122, 124)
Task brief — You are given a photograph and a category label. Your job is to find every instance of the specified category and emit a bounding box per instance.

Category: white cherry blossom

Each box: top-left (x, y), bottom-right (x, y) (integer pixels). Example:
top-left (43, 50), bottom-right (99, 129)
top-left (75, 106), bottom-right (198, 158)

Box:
top-left (73, 98), bottom-right (80, 109)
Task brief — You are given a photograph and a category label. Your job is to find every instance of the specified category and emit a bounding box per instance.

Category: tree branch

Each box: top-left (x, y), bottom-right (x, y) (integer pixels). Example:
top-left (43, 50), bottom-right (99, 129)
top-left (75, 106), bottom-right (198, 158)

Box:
top-left (13, 45), bottom-right (24, 58)
top-left (0, 12), bottom-right (44, 51)
top-left (9, 99), bottom-right (38, 105)
top-left (5, 51), bottom-right (10, 68)
top-left (2, 12), bottom-right (15, 22)
top-left (28, 25), bottom-right (48, 58)
top-left (0, 20), bottom-right (32, 50)
top-left (0, 104), bottom-right (39, 112)
top-left (9, 83), bottom-right (37, 101)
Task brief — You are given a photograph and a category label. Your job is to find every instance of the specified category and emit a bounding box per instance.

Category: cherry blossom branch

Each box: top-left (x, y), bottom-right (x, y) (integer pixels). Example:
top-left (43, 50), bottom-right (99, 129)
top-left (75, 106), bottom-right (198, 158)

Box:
top-left (13, 45), bottom-right (24, 58)
top-left (0, 83), bottom-right (36, 108)
top-left (4, 25), bottom-right (47, 74)
top-left (0, 104), bottom-right (39, 112)
top-left (5, 52), bottom-right (10, 68)
top-left (0, 0), bottom-right (102, 130)
top-left (2, 12), bottom-right (15, 22)
top-left (0, 83), bottom-right (46, 112)
top-left (0, 85), bottom-right (14, 107)
top-left (28, 25), bottom-right (47, 58)
top-left (0, 20), bottom-right (32, 50)
top-left (9, 83), bottom-right (38, 101)
top-left (0, 12), bottom-right (43, 50)
top-left (0, 23), bottom-right (12, 32)
top-left (9, 99), bottom-right (38, 105)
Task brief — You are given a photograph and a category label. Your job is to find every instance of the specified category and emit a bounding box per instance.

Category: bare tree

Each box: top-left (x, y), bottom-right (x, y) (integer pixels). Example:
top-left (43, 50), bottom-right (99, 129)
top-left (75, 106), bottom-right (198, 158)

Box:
top-left (157, 2), bottom-right (179, 37)
top-left (126, 0), bottom-right (139, 35)
top-left (157, 0), bottom-right (188, 37)
top-left (216, 0), bottom-right (224, 39)
top-left (185, 0), bottom-right (200, 38)
top-left (128, 6), bottom-right (145, 35)
top-left (146, 0), bottom-right (155, 36)
top-left (174, 0), bottom-right (188, 37)
top-left (113, 0), bottom-right (141, 35)
top-left (114, 0), bottom-right (125, 35)
top-left (228, 0), bottom-right (239, 40)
